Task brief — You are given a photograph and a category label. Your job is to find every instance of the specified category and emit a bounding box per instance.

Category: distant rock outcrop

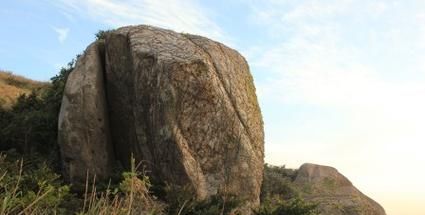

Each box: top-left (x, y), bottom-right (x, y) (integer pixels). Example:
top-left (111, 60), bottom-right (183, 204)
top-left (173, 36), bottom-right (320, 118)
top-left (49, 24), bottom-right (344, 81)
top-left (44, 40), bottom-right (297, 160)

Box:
top-left (294, 163), bottom-right (386, 215)
top-left (58, 25), bottom-right (264, 211)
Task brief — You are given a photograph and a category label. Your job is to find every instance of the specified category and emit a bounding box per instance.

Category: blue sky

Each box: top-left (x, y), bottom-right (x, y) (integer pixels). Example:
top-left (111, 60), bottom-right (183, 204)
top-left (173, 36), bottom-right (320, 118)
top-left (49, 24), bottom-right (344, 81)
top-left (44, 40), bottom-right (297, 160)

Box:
top-left (1, 1), bottom-right (425, 214)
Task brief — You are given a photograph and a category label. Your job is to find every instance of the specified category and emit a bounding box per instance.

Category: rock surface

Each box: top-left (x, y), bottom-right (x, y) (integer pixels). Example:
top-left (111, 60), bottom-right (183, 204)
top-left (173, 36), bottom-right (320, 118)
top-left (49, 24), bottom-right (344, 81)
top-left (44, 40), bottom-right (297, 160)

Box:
top-left (58, 25), bottom-right (264, 210)
top-left (294, 163), bottom-right (386, 215)
top-left (58, 42), bottom-right (114, 183)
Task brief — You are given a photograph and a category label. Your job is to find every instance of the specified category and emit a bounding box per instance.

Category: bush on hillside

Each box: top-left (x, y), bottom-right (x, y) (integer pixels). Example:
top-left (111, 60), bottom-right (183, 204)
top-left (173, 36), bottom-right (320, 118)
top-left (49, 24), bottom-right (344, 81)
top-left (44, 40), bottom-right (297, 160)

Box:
top-left (258, 164), bottom-right (318, 215)
top-left (261, 164), bottom-right (299, 201)
top-left (0, 59), bottom-right (76, 166)
top-left (256, 197), bottom-right (318, 215)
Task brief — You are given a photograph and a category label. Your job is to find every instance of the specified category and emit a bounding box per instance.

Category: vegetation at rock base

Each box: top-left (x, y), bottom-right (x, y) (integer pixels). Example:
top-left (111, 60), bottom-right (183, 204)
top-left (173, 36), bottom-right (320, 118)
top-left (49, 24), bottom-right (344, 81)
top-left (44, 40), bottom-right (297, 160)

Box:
top-left (256, 164), bottom-right (318, 215)
top-left (261, 164), bottom-right (299, 201)
top-left (0, 152), bottom-right (166, 215)
top-left (255, 197), bottom-right (318, 215)
top-left (0, 150), bottom-right (247, 215)
top-left (0, 150), bottom-right (318, 215)
top-left (162, 184), bottom-right (241, 215)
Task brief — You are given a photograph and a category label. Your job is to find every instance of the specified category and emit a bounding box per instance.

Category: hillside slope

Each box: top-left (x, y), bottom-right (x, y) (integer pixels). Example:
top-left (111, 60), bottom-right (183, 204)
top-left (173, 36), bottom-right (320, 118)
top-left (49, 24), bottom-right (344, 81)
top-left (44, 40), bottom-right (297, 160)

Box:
top-left (0, 70), bottom-right (47, 108)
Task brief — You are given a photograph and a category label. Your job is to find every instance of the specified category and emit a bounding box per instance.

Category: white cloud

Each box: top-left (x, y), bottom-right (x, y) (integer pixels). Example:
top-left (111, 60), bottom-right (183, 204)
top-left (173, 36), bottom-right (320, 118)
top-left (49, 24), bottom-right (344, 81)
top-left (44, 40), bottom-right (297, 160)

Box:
top-left (53, 27), bottom-right (70, 43)
top-left (51, 0), bottom-right (226, 42)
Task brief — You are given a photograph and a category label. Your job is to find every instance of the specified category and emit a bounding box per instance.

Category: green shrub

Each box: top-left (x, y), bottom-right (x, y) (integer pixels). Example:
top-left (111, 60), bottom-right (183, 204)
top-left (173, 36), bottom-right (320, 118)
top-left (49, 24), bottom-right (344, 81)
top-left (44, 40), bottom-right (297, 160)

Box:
top-left (256, 197), bottom-right (318, 215)
top-left (95, 30), bottom-right (112, 40)
top-left (259, 164), bottom-right (318, 215)
top-left (0, 153), bottom-right (71, 214)
top-left (0, 58), bottom-right (75, 168)
top-left (163, 185), bottom-right (241, 215)
top-left (261, 164), bottom-right (299, 201)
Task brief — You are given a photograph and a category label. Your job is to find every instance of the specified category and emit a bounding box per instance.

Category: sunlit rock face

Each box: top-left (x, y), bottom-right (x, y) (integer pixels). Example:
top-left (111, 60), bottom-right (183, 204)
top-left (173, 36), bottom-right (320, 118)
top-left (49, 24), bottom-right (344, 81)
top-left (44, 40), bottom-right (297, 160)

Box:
top-left (294, 163), bottom-right (386, 215)
top-left (58, 25), bottom-right (264, 212)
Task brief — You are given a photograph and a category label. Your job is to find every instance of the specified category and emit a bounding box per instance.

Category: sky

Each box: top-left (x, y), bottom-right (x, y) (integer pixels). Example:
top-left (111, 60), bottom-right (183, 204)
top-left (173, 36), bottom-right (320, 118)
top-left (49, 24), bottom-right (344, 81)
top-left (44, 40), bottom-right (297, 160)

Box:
top-left (1, 0), bottom-right (425, 214)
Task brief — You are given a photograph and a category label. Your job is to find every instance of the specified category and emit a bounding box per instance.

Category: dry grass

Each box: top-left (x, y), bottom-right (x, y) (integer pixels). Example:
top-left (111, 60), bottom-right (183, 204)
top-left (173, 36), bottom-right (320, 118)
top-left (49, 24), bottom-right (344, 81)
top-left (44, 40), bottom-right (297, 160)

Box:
top-left (0, 154), bottom-right (165, 215)
top-left (0, 70), bottom-right (48, 108)
top-left (79, 158), bottom-right (165, 215)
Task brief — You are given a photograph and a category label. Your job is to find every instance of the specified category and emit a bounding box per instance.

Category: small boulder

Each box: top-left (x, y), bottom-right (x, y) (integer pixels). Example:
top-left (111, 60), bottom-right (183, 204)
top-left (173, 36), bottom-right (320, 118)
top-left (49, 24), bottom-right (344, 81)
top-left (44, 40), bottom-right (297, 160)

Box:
top-left (294, 163), bottom-right (386, 215)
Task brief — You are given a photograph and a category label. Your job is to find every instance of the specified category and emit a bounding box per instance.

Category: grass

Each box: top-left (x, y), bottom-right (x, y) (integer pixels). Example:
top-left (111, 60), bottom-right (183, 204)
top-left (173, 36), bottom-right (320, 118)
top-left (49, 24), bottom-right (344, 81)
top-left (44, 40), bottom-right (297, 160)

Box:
top-left (0, 152), bottom-right (248, 215)
top-left (0, 154), bottom-right (164, 215)
top-left (77, 157), bottom-right (165, 215)
top-left (0, 152), bottom-right (243, 215)
top-left (0, 70), bottom-right (47, 109)
top-left (0, 153), bottom-right (70, 214)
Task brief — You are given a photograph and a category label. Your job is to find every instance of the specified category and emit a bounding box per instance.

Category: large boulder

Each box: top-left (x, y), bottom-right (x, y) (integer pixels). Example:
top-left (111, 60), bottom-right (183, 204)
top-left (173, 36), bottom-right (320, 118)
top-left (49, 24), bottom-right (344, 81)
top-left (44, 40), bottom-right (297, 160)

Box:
top-left (294, 163), bottom-right (386, 215)
top-left (58, 25), bottom-right (264, 210)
